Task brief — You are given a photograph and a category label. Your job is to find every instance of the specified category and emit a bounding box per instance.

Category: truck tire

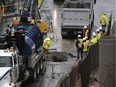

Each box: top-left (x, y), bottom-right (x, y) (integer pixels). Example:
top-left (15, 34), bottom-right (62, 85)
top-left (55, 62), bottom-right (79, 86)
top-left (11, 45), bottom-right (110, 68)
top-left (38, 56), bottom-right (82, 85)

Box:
top-left (32, 67), bottom-right (37, 81)
top-left (36, 62), bottom-right (40, 77)
top-left (61, 30), bottom-right (66, 38)
top-left (61, 34), bottom-right (65, 38)
top-left (39, 59), bottom-right (43, 72)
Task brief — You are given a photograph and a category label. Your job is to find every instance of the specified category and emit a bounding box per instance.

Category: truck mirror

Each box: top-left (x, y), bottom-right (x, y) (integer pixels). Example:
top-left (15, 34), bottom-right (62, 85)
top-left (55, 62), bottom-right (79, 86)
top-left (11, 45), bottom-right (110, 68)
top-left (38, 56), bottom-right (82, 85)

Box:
top-left (10, 67), bottom-right (18, 83)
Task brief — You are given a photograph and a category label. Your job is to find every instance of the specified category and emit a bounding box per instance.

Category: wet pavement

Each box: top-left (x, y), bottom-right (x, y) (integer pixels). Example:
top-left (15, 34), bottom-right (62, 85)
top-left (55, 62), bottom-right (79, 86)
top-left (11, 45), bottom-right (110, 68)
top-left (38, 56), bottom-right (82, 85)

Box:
top-left (21, 53), bottom-right (78, 87)
top-left (0, 0), bottom-right (115, 87)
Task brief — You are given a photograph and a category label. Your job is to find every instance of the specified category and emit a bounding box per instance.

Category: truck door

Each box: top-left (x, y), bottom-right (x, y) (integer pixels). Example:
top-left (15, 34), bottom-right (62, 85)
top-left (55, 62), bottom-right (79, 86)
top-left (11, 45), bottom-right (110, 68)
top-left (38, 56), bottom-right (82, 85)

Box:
top-left (10, 54), bottom-right (19, 83)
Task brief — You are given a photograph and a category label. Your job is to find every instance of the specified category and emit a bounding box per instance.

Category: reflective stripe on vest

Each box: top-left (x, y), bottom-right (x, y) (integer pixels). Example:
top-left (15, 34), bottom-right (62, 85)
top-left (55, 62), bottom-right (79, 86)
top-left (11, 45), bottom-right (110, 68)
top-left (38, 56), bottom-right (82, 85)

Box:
top-left (85, 30), bottom-right (89, 37)
top-left (83, 42), bottom-right (88, 52)
top-left (86, 40), bottom-right (90, 46)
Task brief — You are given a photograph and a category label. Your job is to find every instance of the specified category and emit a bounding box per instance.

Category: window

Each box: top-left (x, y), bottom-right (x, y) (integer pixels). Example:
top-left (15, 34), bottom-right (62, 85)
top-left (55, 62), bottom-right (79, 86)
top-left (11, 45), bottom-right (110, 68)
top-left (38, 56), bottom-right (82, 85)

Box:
top-left (0, 56), bottom-right (12, 67)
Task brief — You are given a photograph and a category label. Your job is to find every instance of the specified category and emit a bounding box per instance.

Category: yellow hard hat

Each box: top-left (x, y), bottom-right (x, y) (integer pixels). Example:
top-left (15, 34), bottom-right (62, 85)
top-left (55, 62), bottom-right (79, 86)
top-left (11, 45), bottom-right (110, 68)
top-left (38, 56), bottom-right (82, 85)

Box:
top-left (103, 12), bottom-right (106, 15)
top-left (50, 36), bottom-right (53, 40)
top-left (30, 19), bottom-right (35, 24)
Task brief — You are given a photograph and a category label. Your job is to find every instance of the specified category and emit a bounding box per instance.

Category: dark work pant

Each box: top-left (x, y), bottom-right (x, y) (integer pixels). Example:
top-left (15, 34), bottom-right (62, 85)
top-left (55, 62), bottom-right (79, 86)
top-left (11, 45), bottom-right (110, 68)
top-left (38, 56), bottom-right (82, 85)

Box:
top-left (77, 48), bottom-right (83, 59)
top-left (102, 25), bottom-right (106, 34)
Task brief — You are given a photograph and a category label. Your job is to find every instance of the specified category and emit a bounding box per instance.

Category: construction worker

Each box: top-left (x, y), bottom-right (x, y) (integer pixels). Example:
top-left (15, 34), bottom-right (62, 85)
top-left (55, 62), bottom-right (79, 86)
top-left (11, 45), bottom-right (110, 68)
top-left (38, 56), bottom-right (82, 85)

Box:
top-left (100, 12), bottom-right (108, 34)
top-left (91, 32), bottom-right (98, 45)
top-left (96, 29), bottom-right (102, 40)
top-left (75, 35), bottom-right (83, 60)
top-left (43, 36), bottom-right (53, 58)
top-left (83, 26), bottom-right (90, 39)
top-left (82, 37), bottom-right (89, 58)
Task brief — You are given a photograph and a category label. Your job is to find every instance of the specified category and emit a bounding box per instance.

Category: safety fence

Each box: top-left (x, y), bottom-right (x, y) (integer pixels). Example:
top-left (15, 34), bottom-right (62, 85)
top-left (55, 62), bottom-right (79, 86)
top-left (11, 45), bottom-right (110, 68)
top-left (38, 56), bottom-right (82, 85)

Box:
top-left (56, 60), bottom-right (80, 87)
top-left (80, 42), bottom-right (99, 87)
top-left (55, 42), bottom-right (99, 87)
top-left (80, 49), bottom-right (90, 87)
top-left (90, 43), bottom-right (99, 71)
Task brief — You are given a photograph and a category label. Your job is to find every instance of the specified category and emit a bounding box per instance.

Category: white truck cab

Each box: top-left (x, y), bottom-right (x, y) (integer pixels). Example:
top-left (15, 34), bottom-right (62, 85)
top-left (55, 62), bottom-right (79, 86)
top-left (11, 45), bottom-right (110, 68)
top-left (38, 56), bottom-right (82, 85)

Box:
top-left (0, 49), bottom-right (19, 87)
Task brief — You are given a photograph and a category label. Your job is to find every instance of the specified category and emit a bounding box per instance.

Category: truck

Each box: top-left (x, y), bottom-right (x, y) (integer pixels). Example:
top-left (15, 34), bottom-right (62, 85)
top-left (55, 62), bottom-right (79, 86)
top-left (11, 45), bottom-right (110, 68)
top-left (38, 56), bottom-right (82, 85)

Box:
top-left (61, 0), bottom-right (96, 38)
top-left (0, 14), bottom-right (47, 87)
top-left (0, 0), bottom-right (49, 86)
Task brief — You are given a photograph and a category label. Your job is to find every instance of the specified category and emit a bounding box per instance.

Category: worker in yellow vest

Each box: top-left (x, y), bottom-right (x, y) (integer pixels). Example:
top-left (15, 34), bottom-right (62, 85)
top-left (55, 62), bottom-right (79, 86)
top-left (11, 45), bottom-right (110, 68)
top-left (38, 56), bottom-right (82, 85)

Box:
top-left (96, 29), bottom-right (102, 40)
top-left (82, 37), bottom-right (89, 59)
top-left (83, 26), bottom-right (90, 39)
top-left (75, 35), bottom-right (83, 60)
top-left (43, 36), bottom-right (53, 57)
top-left (100, 12), bottom-right (108, 34)
top-left (91, 32), bottom-right (98, 45)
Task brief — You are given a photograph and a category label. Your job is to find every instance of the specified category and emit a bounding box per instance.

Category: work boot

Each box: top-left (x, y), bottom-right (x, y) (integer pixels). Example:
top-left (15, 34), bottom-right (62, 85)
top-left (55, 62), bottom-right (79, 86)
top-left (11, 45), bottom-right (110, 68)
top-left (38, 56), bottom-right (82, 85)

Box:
top-left (43, 55), bottom-right (50, 61)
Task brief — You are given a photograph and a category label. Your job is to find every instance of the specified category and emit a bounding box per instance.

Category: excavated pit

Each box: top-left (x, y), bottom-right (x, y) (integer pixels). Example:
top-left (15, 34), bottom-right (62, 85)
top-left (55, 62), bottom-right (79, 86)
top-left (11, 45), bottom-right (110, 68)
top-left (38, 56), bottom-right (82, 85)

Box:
top-left (48, 52), bottom-right (69, 62)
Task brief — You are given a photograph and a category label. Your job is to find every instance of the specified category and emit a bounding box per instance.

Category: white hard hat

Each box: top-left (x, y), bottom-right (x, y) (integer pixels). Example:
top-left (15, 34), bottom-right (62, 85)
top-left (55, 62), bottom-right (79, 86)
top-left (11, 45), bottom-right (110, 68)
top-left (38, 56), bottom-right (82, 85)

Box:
top-left (83, 37), bottom-right (86, 41)
top-left (77, 35), bottom-right (81, 38)
top-left (98, 27), bottom-right (102, 30)
top-left (84, 26), bottom-right (87, 29)
top-left (96, 29), bottom-right (100, 32)
top-left (92, 32), bottom-right (96, 36)
top-left (85, 37), bottom-right (88, 39)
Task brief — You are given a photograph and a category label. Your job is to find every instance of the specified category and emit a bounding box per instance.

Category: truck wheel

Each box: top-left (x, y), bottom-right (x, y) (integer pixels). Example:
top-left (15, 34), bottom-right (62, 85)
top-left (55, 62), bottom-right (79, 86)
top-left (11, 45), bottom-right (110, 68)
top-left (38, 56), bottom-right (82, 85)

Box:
top-left (36, 62), bottom-right (40, 76)
top-left (32, 67), bottom-right (37, 81)
top-left (61, 32), bottom-right (66, 38)
top-left (40, 59), bottom-right (43, 72)
top-left (61, 29), bottom-right (65, 38)
top-left (61, 35), bottom-right (65, 38)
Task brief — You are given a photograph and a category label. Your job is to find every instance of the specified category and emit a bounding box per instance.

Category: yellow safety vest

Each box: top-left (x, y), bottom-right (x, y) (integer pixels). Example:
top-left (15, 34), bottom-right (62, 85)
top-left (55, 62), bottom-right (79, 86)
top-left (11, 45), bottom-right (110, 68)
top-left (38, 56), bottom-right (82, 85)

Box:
top-left (78, 39), bottom-right (83, 48)
top-left (91, 35), bottom-right (94, 39)
top-left (91, 37), bottom-right (98, 44)
top-left (97, 33), bottom-right (101, 40)
top-left (83, 42), bottom-right (88, 52)
top-left (100, 15), bottom-right (108, 25)
top-left (43, 38), bottom-right (51, 49)
top-left (86, 40), bottom-right (90, 46)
